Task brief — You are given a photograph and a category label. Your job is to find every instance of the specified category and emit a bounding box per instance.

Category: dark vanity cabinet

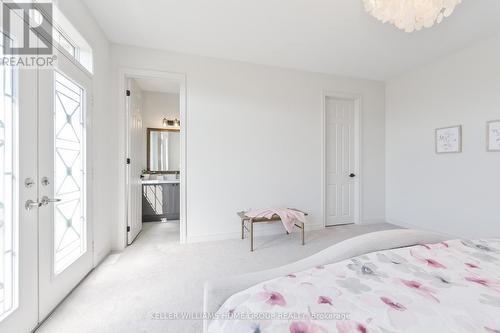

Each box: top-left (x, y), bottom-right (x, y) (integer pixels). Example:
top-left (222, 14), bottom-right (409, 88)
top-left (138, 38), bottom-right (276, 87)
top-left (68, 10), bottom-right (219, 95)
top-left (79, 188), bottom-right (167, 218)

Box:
top-left (165, 183), bottom-right (180, 220)
top-left (142, 182), bottom-right (180, 222)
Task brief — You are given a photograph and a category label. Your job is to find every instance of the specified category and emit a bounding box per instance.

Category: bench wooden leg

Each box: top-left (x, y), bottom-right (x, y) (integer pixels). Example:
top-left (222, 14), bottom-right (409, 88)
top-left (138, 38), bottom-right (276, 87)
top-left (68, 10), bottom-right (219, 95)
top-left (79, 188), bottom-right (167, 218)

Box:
top-left (301, 222), bottom-right (305, 245)
top-left (241, 219), bottom-right (244, 239)
top-left (250, 219), bottom-right (254, 251)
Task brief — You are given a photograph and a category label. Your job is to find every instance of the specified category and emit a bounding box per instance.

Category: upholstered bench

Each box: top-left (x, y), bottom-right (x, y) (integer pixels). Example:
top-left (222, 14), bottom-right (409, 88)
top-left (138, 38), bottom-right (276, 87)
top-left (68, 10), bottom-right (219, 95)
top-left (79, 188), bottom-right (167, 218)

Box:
top-left (237, 209), bottom-right (308, 251)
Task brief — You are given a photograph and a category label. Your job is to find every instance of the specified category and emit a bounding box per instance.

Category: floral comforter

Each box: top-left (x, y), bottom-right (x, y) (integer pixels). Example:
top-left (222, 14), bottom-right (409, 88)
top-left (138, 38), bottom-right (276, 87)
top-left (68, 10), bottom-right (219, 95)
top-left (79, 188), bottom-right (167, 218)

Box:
top-left (208, 239), bottom-right (500, 333)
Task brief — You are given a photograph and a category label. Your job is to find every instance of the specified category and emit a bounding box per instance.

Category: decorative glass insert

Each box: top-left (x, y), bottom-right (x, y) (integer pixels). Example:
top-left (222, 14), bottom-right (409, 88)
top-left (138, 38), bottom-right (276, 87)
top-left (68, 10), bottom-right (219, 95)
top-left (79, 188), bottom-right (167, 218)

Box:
top-left (53, 72), bottom-right (86, 275)
top-left (0, 39), bottom-right (18, 321)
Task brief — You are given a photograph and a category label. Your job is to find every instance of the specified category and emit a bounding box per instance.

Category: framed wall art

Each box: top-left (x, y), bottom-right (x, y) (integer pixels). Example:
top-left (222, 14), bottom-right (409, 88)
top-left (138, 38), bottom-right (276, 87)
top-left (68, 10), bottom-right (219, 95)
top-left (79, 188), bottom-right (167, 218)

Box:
top-left (487, 120), bottom-right (500, 152)
top-left (435, 125), bottom-right (462, 154)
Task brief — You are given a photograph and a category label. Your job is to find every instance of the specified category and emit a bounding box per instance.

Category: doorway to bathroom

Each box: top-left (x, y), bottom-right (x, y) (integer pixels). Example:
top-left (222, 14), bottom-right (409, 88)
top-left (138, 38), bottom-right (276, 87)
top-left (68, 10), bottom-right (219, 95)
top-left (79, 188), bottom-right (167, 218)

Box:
top-left (119, 69), bottom-right (187, 248)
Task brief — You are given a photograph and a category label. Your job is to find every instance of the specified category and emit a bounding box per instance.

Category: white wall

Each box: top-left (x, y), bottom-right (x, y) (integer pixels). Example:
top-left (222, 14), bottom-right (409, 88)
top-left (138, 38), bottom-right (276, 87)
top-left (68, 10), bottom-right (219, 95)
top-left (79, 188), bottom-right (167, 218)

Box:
top-left (112, 45), bottom-right (386, 246)
top-left (142, 91), bottom-right (180, 129)
top-left (141, 91), bottom-right (180, 170)
top-left (56, 0), bottom-right (114, 263)
top-left (386, 34), bottom-right (500, 238)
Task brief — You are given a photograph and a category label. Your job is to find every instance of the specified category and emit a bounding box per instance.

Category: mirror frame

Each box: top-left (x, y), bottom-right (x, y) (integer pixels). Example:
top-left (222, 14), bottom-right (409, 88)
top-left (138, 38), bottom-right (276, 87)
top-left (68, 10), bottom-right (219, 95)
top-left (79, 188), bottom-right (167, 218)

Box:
top-left (146, 127), bottom-right (180, 173)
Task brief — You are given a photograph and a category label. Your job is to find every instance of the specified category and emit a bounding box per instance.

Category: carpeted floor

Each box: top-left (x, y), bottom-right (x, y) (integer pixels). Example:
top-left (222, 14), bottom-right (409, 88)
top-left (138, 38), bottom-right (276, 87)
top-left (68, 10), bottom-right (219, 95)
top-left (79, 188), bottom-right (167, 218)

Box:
top-left (36, 221), bottom-right (397, 333)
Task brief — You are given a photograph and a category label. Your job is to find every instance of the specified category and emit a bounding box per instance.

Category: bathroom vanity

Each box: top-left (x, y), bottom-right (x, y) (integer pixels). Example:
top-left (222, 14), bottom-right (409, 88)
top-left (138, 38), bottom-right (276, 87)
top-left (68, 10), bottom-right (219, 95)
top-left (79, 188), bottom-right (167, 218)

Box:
top-left (142, 127), bottom-right (181, 222)
top-left (142, 179), bottom-right (180, 222)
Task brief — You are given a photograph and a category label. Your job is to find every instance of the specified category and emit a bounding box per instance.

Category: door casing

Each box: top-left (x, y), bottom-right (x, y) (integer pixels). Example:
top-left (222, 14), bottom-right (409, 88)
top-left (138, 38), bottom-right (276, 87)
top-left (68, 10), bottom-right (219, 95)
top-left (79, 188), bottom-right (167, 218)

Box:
top-left (117, 68), bottom-right (187, 250)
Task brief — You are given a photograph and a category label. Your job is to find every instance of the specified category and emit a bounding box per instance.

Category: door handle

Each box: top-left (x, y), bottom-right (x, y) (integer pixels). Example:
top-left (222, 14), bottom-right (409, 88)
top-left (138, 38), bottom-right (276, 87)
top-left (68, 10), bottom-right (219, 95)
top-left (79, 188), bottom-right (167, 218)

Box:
top-left (25, 177), bottom-right (35, 188)
top-left (349, 173), bottom-right (356, 178)
top-left (25, 199), bottom-right (42, 211)
top-left (41, 196), bottom-right (62, 206)
top-left (41, 176), bottom-right (50, 186)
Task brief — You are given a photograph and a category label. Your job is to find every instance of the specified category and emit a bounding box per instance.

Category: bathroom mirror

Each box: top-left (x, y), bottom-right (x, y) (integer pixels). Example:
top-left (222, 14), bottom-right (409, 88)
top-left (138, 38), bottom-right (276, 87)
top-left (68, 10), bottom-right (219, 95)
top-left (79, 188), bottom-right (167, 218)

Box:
top-left (147, 128), bottom-right (180, 172)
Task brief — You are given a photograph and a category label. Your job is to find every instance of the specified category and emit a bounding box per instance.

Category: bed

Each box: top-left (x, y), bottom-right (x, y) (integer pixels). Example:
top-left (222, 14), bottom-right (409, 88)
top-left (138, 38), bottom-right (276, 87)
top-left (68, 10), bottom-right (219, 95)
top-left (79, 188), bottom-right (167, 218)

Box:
top-left (203, 229), bottom-right (500, 332)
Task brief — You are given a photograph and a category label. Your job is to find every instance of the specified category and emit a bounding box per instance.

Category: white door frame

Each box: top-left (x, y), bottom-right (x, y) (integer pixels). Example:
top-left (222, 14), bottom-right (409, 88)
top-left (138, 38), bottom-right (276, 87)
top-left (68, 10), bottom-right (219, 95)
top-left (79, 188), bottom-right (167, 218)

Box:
top-left (321, 91), bottom-right (363, 227)
top-left (117, 68), bottom-right (187, 249)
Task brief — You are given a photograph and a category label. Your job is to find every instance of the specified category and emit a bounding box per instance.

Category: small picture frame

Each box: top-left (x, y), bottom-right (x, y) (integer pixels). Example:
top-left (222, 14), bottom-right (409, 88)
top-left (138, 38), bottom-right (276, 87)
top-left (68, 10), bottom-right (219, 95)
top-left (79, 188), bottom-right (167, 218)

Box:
top-left (435, 125), bottom-right (462, 154)
top-left (487, 120), bottom-right (500, 152)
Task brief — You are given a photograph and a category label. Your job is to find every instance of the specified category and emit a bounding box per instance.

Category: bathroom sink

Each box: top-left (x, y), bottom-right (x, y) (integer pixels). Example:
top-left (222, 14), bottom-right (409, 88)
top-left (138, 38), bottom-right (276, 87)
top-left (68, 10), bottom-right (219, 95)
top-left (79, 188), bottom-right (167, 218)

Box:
top-left (164, 174), bottom-right (177, 181)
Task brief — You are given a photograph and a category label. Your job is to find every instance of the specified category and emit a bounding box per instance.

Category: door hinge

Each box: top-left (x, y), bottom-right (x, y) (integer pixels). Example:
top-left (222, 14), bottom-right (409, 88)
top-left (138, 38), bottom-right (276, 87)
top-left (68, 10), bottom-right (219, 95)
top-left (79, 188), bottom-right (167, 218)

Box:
top-left (127, 226), bottom-right (131, 232)
top-left (126, 90), bottom-right (131, 97)
top-left (126, 158), bottom-right (131, 164)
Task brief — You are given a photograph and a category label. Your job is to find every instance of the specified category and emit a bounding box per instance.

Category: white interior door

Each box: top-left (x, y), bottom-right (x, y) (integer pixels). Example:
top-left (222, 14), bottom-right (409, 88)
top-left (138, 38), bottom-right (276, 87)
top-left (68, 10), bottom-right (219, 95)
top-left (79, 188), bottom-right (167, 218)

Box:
top-left (126, 80), bottom-right (143, 244)
top-left (325, 96), bottom-right (358, 226)
top-left (0, 38), bottom-right (39, 333)
top-left (37, 47), bottom-right (93, 319)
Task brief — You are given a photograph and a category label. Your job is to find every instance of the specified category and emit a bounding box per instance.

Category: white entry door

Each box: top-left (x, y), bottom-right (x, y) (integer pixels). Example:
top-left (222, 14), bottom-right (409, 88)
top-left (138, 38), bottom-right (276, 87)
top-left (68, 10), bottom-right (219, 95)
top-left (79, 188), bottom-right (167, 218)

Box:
top-left (0, 37), bottom-right (39, 333)
top-left (0, 9), bottom-right (94, 332)
top-left (37, 47), bottom-right (94, 319)
top-left (325, 96), bottom-right (358, 226)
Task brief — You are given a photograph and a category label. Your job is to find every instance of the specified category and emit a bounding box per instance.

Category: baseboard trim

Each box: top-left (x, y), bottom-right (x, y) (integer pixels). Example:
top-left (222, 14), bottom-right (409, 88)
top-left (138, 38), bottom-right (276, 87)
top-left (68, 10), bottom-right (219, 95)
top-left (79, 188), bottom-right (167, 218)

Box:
top-left (94, 247), bottom-right (112, 268)
top-left (386, 218), bottom-right (457, 239)
top-left (187, 223), bottom-right (325, 243)
top-left (358, 218), bottom-right (387, 225)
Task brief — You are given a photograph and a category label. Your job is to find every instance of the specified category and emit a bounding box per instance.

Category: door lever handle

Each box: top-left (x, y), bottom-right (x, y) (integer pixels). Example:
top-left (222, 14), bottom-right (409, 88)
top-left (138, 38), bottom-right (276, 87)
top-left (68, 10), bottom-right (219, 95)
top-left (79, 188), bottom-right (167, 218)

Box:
top-left (41, 196), bottom-right (62, 206)
top-left (25, 199), bottom-right (42, 211)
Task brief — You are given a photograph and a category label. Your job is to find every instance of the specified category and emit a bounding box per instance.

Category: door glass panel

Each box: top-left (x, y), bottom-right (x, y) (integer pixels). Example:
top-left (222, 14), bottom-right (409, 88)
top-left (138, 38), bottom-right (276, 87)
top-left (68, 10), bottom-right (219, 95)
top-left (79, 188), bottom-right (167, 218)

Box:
top-left (53, 72), bottom-right (86, 275)
top-left (0, 41), bottom-right (18, 321)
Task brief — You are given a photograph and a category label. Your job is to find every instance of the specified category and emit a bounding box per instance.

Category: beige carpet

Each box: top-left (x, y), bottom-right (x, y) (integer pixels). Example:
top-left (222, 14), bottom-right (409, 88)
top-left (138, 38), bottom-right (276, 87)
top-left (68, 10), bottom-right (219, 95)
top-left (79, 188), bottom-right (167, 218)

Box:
top-left (37, 221), bottom-right (397, 333)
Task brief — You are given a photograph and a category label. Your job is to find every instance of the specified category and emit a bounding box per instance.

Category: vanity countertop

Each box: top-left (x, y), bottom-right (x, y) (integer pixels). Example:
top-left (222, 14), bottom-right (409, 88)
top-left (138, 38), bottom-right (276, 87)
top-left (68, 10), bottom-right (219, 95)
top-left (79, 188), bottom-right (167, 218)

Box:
top-left (142, 179), bottom-right (180, 185)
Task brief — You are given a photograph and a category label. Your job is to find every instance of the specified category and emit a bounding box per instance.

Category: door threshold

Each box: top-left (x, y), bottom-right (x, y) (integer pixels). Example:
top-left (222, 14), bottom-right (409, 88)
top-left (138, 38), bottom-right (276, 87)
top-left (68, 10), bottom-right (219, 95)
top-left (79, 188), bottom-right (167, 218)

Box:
top-left (325, 223), bottom-right (355, 228)
top-left (32, 268), bottom-right (95, 332)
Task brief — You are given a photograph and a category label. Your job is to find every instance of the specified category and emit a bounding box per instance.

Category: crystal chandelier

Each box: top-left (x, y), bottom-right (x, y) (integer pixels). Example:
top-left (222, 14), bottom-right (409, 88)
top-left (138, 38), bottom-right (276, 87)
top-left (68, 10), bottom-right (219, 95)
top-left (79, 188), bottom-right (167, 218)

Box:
top-left (363, 0), bottom-right (462, 33)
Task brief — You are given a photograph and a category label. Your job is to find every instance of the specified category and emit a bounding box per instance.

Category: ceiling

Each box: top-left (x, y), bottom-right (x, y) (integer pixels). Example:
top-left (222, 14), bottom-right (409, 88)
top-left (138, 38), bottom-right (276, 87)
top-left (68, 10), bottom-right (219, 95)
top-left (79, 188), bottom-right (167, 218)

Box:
top-left (133, 77), bottom-right (180, 94)
top-left (83, 0), bottom-right (500, 81)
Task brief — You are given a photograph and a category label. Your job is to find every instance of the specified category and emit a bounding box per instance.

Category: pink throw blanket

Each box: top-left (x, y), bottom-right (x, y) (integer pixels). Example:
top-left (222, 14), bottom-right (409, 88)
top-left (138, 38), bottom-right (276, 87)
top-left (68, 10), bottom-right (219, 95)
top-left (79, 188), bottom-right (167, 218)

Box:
top-left (245, 208), bottom-right (306, 233)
